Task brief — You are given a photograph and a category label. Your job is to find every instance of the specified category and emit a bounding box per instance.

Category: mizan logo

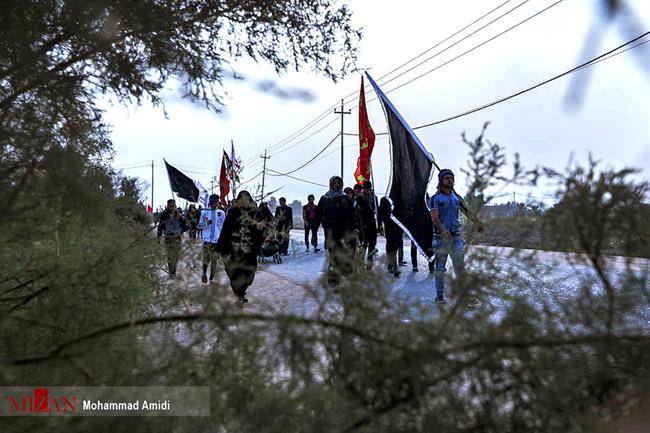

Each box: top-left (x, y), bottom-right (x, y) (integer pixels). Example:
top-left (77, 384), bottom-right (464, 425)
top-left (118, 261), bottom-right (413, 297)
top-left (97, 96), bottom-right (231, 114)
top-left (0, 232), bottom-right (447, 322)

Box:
top-left (8, 388), bottom-right (77, 413)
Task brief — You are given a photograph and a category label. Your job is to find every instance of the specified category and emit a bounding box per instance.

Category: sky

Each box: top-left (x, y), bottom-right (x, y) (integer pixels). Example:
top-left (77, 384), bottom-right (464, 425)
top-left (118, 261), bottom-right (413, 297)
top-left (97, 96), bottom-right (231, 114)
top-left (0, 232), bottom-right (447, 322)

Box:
top-left (103, 0), bottom-right (650, 209)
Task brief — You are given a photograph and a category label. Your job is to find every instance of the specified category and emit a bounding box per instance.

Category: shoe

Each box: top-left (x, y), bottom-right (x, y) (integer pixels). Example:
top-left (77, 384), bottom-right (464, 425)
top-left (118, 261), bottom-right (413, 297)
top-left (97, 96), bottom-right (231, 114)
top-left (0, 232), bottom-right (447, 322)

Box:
top-left (314, 248), bottom-right (321, 253)
top-left (237, 296), bottom-right (249, 304)
top-left (306, 248), bottom-right (310, 252)
top-left (201, 274), bottom-right (208, 284)
top-left (412, 267), bottom-right (419, 272)
top-left (393, 269), bottom-right (401, 277)
top-left (399, 261), bottom-right (407, 267)
top-left (435, 295), bottom-right (446, 305)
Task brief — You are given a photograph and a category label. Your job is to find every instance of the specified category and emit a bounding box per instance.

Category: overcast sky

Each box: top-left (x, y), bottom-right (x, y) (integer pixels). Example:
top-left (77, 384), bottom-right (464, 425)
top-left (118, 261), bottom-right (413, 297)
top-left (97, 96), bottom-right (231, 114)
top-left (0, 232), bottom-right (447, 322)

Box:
top-left (104, 0), bottom-right (650, 209)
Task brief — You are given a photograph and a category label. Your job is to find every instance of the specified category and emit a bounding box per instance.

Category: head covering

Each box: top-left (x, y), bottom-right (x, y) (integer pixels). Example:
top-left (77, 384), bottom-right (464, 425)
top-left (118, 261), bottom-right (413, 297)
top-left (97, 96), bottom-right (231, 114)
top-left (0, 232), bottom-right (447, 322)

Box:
top-left (325, 176), bottom-right (345, 199)
top-left (438, 169), bottom-right (454, 183)
top-left (236, 190), bottom-right (255, 208)
top-left (208, 194), bottom-right (220, 205)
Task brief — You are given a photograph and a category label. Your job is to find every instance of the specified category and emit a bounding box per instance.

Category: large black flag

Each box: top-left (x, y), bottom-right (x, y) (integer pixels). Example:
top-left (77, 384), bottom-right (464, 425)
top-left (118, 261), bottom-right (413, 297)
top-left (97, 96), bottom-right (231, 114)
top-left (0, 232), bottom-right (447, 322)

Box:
top-left (164, 160), bottom-right (200, 202)
top-left (366, 72), bottom-right (434, 259)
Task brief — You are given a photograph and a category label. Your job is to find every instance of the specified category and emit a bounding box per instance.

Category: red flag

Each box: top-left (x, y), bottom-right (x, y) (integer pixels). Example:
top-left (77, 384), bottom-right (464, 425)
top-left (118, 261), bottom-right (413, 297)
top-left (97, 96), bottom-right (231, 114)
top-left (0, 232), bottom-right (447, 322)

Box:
top-left (146, 204), bottom-right (153, 213)
top-left (354, 77), bottom-right (375, 184)
top-left (219, 151), bottom-right (230, 205)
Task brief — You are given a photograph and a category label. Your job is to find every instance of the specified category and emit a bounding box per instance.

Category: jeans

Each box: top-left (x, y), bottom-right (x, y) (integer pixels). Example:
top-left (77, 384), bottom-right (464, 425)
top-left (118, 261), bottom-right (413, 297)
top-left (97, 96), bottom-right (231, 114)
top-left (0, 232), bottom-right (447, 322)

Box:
top-left (432, 235), bottom-right (465, 296)
top-left (304, 222), bottom-right (319, 248)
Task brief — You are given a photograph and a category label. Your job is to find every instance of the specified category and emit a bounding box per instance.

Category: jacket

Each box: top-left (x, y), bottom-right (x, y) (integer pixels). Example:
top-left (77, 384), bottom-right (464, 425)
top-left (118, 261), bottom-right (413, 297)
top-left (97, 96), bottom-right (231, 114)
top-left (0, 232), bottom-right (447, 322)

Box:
top-left (198, 208), bottom-right (226, 243)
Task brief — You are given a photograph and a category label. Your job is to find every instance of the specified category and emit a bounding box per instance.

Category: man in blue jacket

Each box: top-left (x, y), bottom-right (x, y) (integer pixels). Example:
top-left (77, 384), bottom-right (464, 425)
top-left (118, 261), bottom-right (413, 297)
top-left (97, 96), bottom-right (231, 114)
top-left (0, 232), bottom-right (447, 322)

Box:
top-left (429, 169), bottom-right (464, 304)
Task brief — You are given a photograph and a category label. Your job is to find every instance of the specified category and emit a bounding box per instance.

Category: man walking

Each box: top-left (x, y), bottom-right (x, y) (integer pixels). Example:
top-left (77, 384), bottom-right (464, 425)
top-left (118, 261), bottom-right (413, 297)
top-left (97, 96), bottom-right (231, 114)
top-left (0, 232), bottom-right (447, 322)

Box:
top-left (317, 175), bottom-right (356, 287)
top-left (274, 197), bottom-right (293, 255)
top-left (157, 199), bottom-right (188, 279)
top-left (198, 194), bottom-right (226, 283)
top-left (302, 194), bottom-right (321, 252)
top-left (429, 169), bottom-right (465, 305)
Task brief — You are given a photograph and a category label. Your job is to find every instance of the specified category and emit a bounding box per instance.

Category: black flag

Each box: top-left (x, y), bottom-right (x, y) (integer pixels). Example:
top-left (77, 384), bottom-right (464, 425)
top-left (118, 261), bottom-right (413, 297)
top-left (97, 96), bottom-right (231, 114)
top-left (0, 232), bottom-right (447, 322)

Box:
top-left (164, 160), bottom-right (200, 202)
top-left (366, 72), bottom-right (434, 259)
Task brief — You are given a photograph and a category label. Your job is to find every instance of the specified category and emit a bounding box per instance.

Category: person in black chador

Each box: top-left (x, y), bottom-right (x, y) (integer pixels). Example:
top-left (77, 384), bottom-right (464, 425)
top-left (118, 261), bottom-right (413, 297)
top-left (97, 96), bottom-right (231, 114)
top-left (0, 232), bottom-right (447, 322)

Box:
top-left (217, 191), bottom-right (265, 304)
top-left (302, 194), bottom-right (321, 253)
top-left (157, 199), bottom-right (189, 279)
top-left (274, 197), bottom-right (293, 255)
top-left (317, 175), bottom-right (356, 287)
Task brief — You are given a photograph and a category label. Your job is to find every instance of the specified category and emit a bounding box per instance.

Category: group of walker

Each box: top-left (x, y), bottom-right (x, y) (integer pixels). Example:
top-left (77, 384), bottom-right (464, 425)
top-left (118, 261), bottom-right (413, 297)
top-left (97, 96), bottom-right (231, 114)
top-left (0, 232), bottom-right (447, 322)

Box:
top-left (156, 169), bottom-right (465, 305)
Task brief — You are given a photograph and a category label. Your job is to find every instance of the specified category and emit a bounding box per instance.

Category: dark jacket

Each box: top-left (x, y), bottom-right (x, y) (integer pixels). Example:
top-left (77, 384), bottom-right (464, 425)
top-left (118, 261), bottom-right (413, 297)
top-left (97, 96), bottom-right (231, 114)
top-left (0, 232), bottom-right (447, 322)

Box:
top-left (317, 194), bottom-right (356, 235)
top-left (356, 194), bottom-right (378, 232)
top-left (274, 205), bottom-right (293, 232)
top-left (157, 208), bottom-right (188, 238)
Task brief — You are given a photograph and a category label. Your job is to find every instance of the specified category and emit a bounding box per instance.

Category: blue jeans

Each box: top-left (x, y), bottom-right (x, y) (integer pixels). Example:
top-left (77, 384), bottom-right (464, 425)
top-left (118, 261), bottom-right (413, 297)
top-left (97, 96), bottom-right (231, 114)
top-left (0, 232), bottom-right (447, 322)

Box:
top-left (432, 235), bottom-right (465, 296)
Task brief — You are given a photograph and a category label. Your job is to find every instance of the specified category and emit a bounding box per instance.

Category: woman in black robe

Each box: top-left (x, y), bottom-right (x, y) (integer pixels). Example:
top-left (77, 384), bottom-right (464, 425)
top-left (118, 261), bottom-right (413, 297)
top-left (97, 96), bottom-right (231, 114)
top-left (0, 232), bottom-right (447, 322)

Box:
top-left (217, 191), bottom-right (265, 303)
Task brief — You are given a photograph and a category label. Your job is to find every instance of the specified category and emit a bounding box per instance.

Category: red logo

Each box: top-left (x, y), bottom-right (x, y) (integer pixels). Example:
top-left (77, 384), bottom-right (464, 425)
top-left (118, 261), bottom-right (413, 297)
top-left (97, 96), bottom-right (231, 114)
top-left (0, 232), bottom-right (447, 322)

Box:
top-left (8, 388), bottom-right (77, 413)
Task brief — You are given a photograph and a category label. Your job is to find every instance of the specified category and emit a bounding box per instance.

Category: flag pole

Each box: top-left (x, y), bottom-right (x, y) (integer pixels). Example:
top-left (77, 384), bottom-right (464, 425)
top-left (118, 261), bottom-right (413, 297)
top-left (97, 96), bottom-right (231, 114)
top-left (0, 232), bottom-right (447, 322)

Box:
top-left (369, 161), bottom-right (378, 225)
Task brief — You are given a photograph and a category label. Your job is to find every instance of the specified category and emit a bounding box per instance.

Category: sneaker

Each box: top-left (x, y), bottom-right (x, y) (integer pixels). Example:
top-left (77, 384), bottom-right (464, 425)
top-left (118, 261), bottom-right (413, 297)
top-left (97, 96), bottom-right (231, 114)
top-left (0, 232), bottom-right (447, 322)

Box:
top-left (306, 248), bottom-right (310, 252)
top-left (412, 267), bottom-right (419, 272)
top-left (201, 274), bottom-right (208, 284)
top-left (237, 296), bottom-right (249, 304)
top-left (399, 260), bottom-right (407, 266)
top-left (393, 269), bottom-right (401, 277)
top-left (435, 295), bottom-right (446, 305)
top-left (314, 248), bottom-right (321, 253)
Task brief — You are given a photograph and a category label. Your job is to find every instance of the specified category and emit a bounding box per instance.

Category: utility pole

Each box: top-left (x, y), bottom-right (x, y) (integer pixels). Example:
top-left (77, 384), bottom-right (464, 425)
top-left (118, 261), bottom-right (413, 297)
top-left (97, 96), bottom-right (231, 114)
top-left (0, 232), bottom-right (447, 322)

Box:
top-left (260, 149), bottom-right (270, 201)
top-left (151, 160), bottom-right (154, 211)
top-left (210, 178), bottom-right (214, 194)
top-left (334, 99), bottom-right (351, 182)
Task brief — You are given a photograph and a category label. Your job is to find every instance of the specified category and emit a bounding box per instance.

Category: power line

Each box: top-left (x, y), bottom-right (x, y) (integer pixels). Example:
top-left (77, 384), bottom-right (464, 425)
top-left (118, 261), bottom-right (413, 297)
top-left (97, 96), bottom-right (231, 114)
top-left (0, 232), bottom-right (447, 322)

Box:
top-left (405, 31), bottom-right (650, 130)
top-left (354, 0), bottom-right (566, 112)
top-left (239, 170), bottom-right (264, 185)
top-left (367, 0), bottom-right (535, 93)
top-left (268, 134), bottom-right (340, 176)
top-left (267, 170), bottom-right (328, 188)
top-left (241, 0), bottom-right (528, 164)
top-left (352, 0), bottom-right (519, 96)
top-left (267, 116), bottom-right (339, 158)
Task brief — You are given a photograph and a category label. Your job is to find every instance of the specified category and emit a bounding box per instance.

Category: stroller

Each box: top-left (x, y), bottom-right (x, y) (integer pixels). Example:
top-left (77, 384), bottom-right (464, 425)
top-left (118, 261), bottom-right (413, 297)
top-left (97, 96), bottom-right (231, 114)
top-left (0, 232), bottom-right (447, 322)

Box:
top-left (259, 238), bottom-right (282, 264)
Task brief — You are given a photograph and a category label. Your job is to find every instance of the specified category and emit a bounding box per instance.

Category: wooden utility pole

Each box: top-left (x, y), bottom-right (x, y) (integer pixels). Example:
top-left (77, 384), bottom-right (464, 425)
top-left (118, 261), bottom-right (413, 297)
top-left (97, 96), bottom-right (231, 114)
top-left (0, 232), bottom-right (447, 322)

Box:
top-left (260, 149), bottom-right (270, 201)
top-left (334, 99), bottom-right (351, 182)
